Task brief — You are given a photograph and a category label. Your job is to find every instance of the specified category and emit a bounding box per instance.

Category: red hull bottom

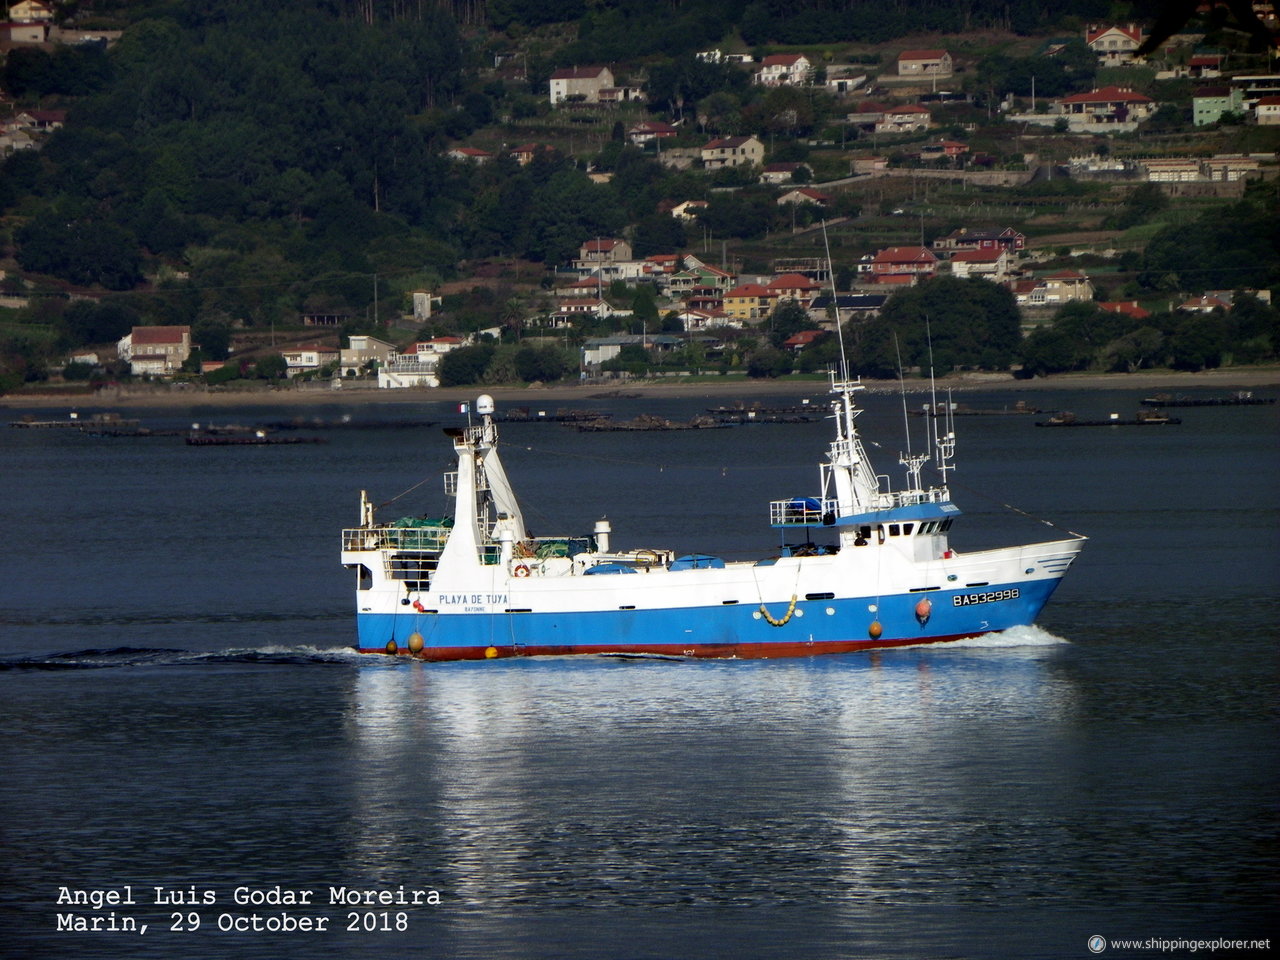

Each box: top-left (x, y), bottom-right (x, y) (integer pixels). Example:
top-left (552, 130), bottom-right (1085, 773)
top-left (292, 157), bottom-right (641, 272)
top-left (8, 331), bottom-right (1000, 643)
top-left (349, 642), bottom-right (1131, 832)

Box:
top-left (356, 633), bottom-right (980, 662)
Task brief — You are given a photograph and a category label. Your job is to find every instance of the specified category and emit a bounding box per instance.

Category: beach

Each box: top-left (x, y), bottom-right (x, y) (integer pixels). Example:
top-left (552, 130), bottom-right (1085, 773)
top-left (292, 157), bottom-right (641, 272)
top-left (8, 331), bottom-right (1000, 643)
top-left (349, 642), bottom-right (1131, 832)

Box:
top-left (3, 366), bottom-right (1279, 410)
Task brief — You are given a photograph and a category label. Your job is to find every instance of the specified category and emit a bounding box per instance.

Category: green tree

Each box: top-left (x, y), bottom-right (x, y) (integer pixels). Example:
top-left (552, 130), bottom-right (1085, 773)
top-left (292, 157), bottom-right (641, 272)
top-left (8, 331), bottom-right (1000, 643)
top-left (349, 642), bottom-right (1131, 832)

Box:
top-left (747, 346), bottom-right (792, 378)
top-left (438, 343), bottom-right (496, 386)
top-left (1168, 313), bottom-right (1227, 371)
top-left (514, 344), bottom-right (570, 382)
top-left (253, 354), bottom-right (288, 379)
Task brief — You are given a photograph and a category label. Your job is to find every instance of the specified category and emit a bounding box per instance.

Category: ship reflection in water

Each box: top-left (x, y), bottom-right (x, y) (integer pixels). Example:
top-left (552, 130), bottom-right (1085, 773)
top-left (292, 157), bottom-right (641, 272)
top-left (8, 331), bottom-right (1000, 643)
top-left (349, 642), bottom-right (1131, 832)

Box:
top-left (345, 630), bottom-right (1076, 918)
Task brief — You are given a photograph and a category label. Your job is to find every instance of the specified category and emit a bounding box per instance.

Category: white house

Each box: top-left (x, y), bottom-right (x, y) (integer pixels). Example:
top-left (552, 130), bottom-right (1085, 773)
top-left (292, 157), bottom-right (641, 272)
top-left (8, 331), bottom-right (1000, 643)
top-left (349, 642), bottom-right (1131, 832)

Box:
top-left (756, 53), bottom-right (812, 86)
top-left (876, 104), bottom-right (932, 134)
top-left (897, 49), bottom-right (953, 78)
top-left (117, 326), bottom-right (192, 376)
top-left (281, 343), bottom-right (339, 376)
top-left (1085, 24), bottom-right (1144, 66)
top-left (948, 248), bottom-right (1011, 281)
top-left (340, 335), bottom-right (396, 377)
top-left (1255, 95), bottom-right (1280, 125)
top-left (700, 135), bottom-right (764, 170)
top-left (10, 1), bottom-right (54, 21)
top-left (549, 66), bottom-right (615, 105)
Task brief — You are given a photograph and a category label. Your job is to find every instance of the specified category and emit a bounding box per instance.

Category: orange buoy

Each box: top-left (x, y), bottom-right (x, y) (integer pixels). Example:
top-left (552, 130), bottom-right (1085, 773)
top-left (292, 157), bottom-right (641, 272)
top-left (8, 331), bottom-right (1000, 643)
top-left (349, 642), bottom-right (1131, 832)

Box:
top-left (914, 598), bottom-right (932, 626)
top-left (384, 640), bottom-right (399, 655)
top-left (868, 620), bottom-right (883, 640)
top-left (407, 632), bottom-right (424, 654)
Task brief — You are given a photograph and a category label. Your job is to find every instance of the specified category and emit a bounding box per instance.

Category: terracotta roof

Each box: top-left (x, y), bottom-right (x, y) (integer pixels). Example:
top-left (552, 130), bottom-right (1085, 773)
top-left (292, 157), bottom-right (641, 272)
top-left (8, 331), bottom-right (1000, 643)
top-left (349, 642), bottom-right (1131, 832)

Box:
top-left (550, 65), bottom-right (609, 80)
top-left (768, 273), bottom-right (821, 290)
top-left (783, 330), bottom-right (825, 347)
top-left (1086, 24), bottom-right (1142, 45)
top-left (1099, 301), bottom-right (1151, 319)
top-left (703, 136), bottom-right (757, 149)
top-left (130, 325), bottom-right (190, 345)
top-left (1057, 86), bottom-right (1153, 105)
top-left (724, 284), bottom-right (775, 298)
top-left (951, 249), bottom-right (1005, 262)
top-left (1256, 95), bottom-right (1280, 106)
top-left (1193, 86), bottom-right (1233, 98)
top-left (761, 53), bottom-right (806, 67)
top-left (872, 246), bottom-right (937, 264)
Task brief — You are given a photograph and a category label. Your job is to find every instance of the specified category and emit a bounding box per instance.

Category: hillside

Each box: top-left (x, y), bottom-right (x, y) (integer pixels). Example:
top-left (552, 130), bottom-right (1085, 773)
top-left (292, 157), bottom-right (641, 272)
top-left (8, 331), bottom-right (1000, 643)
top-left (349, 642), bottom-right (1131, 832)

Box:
top-left (1, 0), bottom-right (1278, 391)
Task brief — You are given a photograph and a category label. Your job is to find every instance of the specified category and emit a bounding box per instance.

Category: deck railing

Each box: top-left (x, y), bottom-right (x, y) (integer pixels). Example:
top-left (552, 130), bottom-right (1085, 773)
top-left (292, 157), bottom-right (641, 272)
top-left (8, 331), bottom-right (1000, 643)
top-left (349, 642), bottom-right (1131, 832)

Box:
top-left (342, 526), bottom-right (451, 552)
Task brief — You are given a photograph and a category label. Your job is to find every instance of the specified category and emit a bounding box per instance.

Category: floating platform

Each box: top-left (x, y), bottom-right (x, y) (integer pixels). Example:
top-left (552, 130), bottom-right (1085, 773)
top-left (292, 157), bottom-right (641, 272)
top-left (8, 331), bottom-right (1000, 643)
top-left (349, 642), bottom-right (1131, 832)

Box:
top-left (911, 401), bottom-right (1040, 417)
top-left (1140, 392), bottom-right (1275, 408)
top-left (1035, 412), bottom-right (1181, 427)
top-left (185, 435), bottom-right (327, 446)
top-left (575, 414), bottom-right (729, 432)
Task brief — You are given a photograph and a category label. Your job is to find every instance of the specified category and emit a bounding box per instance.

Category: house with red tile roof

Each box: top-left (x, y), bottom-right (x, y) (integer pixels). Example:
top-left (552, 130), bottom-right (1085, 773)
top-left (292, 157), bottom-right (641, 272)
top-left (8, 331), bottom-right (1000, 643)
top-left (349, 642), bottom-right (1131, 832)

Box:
top-left (760, 162), bottom-right (809, 184)
top-left (933, 226), bottom-right (1026, 254)
top-left (1053, 86), bottom-right (1154, 130)
top-left (1012, 270), bottom-right (1095, 306)
top-left (756, 53), bottom-right (813, 86)
top-left (700, 135), bottom-right (764, 169)
top-left (897, 49), bottom-right (953, 77)
top-left (722, 283), bottom-right (778, 321)
top-left (1188, 54), bottom-right (1223, 78)
top-left (1256, 95), bottom-right (1280, 124)
top-left (1085, 24), bottom-right (1144, 66)
top-left (876, 104), bottom-right (932, 134)
top-left (628, 121), bottom-right (678, 145)
top-left (1178, 294), bottom-right (1232, 313)
top-left (549, 65), bottom-right (614, 105)
top-left (282, 343), bottom-right (340, 375)
top-left (578, 237), bottom-right (633, 263)
top-left (117, 325), bottom-right (192, 376)
top-left (868, 246), bottom-right (938, 284)
top-left (510, 142), bottom-right (554, 165)
top-left (447, 146), bottom-right (492, 163)
top-left (1099, 301), bottom-right (1151, 320)
top-left (948, 248), bottom-right (1011, 281)
top-left (776, 187), bottom-right (830, 206)
top-left (782, 330), bottom-right (826, 351)
top-left (768, 273), bottom-right (822, 305)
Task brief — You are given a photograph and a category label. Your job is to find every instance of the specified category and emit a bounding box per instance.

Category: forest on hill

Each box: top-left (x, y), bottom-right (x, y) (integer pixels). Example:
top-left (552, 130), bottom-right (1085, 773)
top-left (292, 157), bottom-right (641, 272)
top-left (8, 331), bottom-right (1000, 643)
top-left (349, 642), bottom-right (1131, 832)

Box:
top-left (1, 0), bottom-right (1276, 389)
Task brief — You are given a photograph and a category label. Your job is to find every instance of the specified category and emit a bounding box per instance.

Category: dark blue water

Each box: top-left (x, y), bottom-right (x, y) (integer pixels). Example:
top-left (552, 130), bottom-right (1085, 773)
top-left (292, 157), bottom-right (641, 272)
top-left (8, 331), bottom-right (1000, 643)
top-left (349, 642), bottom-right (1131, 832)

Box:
top-left (2, 387), bottom-right (1277, 959)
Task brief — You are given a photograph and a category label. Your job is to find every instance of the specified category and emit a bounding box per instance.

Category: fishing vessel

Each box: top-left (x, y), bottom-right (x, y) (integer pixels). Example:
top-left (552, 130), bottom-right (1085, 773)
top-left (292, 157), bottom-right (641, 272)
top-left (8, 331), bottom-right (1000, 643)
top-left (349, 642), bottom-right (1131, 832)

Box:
top-left (341, 376), bottom-right (1085, 660)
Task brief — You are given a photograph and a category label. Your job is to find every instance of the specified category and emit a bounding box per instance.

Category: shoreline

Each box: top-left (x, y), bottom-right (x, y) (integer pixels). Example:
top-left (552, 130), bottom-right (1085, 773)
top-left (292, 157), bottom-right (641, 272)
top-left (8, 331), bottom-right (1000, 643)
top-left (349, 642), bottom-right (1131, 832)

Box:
top-left (3, 366), bottom-right (1279, 410)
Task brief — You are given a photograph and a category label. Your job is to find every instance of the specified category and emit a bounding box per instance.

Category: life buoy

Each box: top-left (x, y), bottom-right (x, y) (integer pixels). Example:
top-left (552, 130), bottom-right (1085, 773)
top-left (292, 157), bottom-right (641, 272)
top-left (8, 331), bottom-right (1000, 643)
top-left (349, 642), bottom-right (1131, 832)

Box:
top-left (513, 564), bottom-right (530, 578)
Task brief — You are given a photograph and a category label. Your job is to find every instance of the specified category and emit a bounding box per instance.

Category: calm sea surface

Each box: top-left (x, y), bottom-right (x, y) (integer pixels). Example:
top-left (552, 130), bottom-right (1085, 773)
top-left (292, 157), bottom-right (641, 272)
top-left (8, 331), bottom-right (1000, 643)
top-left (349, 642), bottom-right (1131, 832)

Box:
top-left (2, 386), bottom-right (1277, 960)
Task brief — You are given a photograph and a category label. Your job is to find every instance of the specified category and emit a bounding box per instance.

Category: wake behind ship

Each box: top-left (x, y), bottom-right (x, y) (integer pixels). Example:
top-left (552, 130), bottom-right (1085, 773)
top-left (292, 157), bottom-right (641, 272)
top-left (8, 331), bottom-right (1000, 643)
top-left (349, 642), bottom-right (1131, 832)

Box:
top-left (341, 378), bottom-right (1084, 660)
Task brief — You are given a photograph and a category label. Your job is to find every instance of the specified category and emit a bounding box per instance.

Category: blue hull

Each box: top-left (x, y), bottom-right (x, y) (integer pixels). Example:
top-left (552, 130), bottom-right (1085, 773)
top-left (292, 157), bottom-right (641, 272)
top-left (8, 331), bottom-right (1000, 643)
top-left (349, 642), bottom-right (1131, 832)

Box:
top-left (356, 578), bottom-right (1061, 660)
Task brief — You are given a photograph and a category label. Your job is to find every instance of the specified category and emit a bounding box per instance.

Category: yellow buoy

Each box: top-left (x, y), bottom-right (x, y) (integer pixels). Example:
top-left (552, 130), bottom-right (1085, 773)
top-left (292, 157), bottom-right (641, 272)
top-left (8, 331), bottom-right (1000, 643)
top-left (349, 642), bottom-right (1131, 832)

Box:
top-left (407, 632), bottom-right (424, 654)
top-left (868, 620), bottom-right (883, 640)
top-left (484, 646), bottom-right (499, 659)
top-left (384, 639), bottom-right (399, 655)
